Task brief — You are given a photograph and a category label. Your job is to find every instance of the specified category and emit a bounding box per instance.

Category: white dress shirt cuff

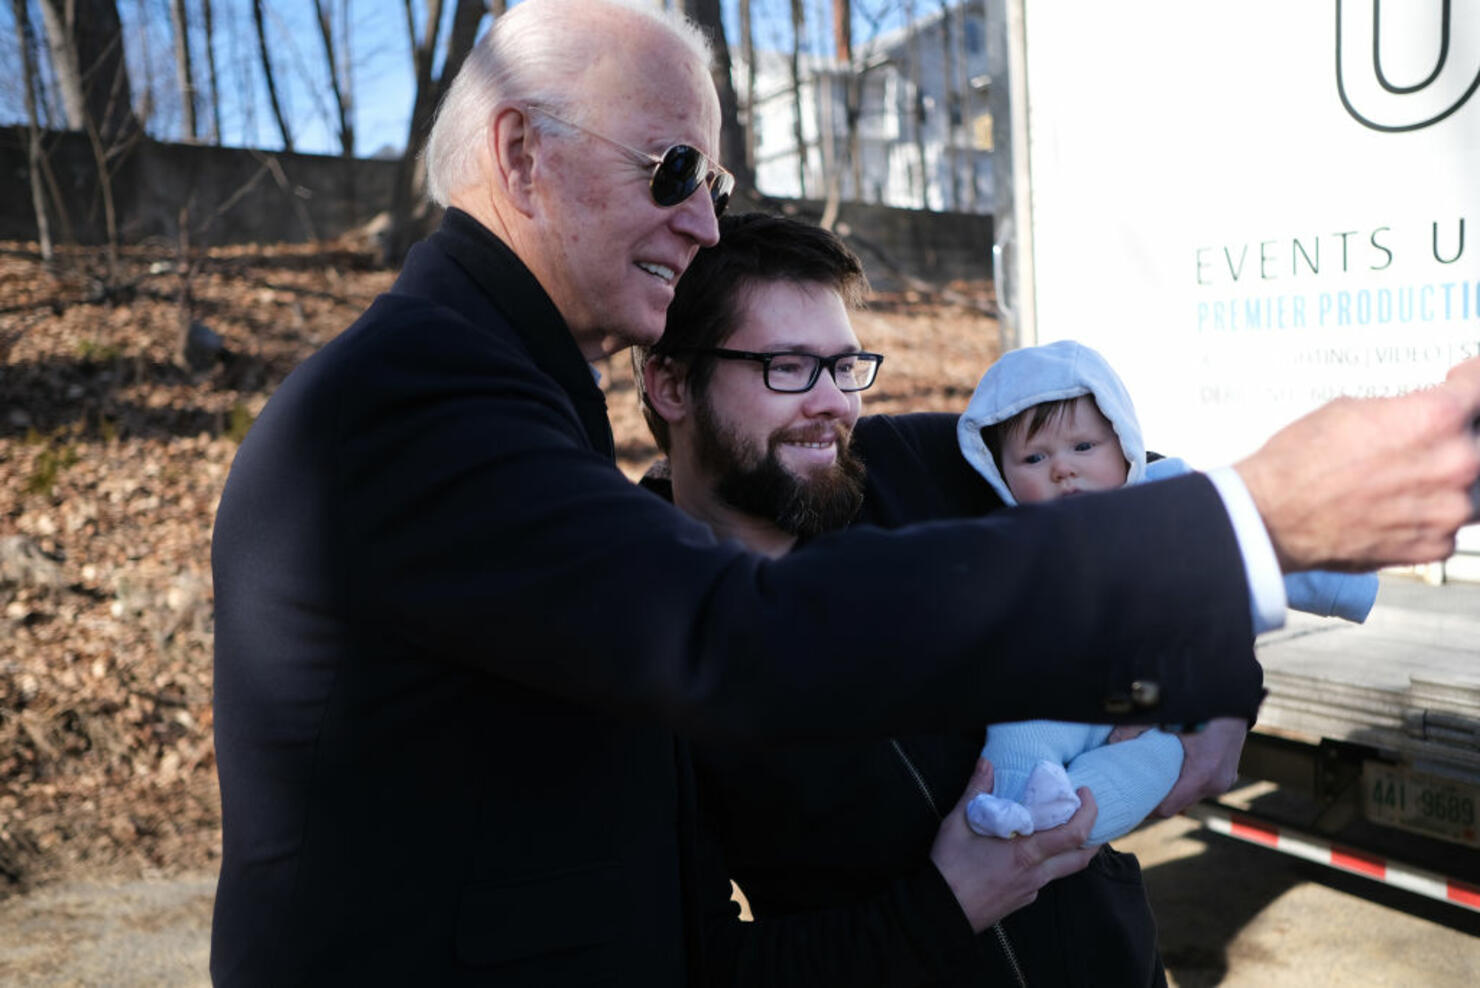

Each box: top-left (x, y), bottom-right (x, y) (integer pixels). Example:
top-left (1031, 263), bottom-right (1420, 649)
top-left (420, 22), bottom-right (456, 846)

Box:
top-left (1205, 466), bottom-right (1287, 634)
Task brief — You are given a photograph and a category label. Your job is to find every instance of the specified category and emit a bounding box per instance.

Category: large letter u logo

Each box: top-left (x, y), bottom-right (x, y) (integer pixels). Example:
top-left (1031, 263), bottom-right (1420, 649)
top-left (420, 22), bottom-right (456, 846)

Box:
top-left (1336, 0), bottom-right (1480, 131)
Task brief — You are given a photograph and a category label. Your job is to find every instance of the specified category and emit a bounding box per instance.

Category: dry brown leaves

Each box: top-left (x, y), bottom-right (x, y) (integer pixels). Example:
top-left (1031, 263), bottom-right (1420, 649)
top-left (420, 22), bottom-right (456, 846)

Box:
top-left (0, 239), bottom-right (997, 897)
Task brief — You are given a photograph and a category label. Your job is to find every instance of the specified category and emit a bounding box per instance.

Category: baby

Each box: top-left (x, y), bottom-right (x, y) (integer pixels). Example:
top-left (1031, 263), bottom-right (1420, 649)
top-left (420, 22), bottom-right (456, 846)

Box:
top-left (956, 340), bottom-right (1378, 843)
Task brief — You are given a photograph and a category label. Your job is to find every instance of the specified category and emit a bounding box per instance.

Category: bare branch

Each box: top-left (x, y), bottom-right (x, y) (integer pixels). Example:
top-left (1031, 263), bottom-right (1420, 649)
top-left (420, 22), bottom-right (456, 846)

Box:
top-left (252, 0), bottom-right (293, 151)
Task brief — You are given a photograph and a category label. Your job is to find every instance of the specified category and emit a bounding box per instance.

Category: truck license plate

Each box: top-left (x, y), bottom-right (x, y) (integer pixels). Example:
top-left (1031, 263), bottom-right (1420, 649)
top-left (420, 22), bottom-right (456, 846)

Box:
top-left (1362, 762), bottom-right (1480, 849)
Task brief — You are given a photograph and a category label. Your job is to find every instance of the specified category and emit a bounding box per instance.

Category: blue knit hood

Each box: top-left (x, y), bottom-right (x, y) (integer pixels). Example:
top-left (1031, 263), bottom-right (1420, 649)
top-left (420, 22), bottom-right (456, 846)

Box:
top-left (957, 340), bottom-right (1146, 506)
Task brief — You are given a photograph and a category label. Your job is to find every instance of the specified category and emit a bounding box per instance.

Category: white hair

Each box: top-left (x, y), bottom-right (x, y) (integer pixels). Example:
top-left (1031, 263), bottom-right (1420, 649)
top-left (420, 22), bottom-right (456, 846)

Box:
top-left (423, 0), bottom-right (715, 206)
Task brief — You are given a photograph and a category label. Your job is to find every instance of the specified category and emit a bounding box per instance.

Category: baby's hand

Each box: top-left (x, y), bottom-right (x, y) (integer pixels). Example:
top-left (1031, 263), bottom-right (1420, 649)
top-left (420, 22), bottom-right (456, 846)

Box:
top-left (1106, 724), bottom-right (1151, 744)
top-left (965, 792), bottom-right (1034, 839)
top-left (1154, 717), bottom-right (1246, 816)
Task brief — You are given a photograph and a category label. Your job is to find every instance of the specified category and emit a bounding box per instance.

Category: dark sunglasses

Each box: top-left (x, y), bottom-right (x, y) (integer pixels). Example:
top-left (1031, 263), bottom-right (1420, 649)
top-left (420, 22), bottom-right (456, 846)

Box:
top-left (529, 105), bottom-right (734, 217)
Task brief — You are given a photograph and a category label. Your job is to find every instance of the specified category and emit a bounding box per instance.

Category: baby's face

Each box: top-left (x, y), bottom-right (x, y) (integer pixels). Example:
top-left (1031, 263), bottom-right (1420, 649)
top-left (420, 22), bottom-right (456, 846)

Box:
top-left (1001, 396), bottom-right (1129, 504)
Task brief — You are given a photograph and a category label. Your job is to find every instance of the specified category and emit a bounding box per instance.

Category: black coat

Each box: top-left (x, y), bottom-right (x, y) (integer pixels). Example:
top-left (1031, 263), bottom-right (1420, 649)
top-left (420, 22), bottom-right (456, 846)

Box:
top-left (210, 210), bottom-right (1260, 985)
top-left (695, 413), bottom-right (1169, 986)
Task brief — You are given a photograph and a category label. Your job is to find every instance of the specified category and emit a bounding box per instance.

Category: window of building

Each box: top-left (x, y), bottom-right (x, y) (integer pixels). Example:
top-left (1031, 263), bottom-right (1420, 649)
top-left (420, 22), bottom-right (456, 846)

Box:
top-left (966, 19), bottom-right (983, 54)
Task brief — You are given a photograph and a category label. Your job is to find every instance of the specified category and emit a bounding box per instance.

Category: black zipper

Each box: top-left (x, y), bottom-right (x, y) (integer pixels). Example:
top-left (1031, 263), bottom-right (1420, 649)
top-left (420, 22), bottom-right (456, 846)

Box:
top-left (889, 739), bottom-right (1028, 988)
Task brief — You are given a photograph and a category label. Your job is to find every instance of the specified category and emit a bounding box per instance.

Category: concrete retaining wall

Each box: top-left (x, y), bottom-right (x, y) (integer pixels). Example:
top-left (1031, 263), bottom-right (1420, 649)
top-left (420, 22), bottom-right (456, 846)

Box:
top-left (0, 127), bottom-right (396, 247)
top-left (0, 128), bottom-right (991, 285)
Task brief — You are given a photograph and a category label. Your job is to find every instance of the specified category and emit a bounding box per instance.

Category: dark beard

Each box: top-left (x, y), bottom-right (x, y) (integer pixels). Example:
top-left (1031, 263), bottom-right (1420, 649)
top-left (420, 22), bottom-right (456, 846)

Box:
top-left (693, 397), bottom-right (866, 540)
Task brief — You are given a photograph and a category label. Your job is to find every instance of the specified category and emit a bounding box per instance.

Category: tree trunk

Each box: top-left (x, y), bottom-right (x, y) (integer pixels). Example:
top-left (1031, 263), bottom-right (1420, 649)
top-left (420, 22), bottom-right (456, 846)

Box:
top-left (683, 0), bottom-right (752, 194)
top-left (314, 0), bottom-right (354, 157)
top-left (788, 0), bottom-right (808, 198)
top-left (384, 0), bottom-right (489, 265)
top-left (253, 0), bottom-right (293, 151)
top-left (846, 75), bottom-right (862, 201)
top-left (818, 72), bottom-right (839, 230)
top-left (938, 0), bottom-right (959, 210)
top-left (739, 0), bottom-right (756, 177)
top-left (170, 0), bottom-right (198, 140)
top-left (35, 0), bottom-right (131, 278)
top-left (957, 0), bottom-right (978, 211)
top-left (35, 0), bottom-right (84, 129)
top-left (905, 0), bottom-right (928, 207)
top-left (833, 0), bottom-right (862, 204)
top-left (35, 0), bottom-right (138, 142)
top-left (10, 0), bottom-right (52, 261)
top-left (203, 0), bottom-right (223, 141)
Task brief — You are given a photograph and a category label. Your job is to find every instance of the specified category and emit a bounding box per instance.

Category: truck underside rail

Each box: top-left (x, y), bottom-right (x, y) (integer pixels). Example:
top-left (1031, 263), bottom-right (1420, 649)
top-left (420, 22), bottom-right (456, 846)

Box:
top-left (1184, 801), bottom-right (1480, 915)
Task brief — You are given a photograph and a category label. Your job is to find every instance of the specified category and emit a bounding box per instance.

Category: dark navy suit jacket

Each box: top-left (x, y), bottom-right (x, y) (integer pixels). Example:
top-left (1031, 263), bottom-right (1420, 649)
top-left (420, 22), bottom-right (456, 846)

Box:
top-left (209, 209), bottom-right (1260, 985)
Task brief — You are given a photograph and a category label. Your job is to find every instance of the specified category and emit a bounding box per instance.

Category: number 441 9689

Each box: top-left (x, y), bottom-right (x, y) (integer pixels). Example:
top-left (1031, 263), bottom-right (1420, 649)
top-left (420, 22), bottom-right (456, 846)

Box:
top-left (1362, 762), bottom-right (1479, 849)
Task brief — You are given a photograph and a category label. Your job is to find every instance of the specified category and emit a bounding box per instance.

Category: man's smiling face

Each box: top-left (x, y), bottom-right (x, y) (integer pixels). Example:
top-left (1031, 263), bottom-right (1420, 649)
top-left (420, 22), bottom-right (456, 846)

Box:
top-left (689, 280), bottom-right (867, 537)
top-left (529, 28), bottom-right (723, 359)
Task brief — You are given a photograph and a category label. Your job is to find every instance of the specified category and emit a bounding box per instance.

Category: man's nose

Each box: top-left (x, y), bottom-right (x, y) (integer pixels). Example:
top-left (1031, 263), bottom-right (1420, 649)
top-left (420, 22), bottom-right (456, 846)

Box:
top-left (670, 187), bottom-right (721, 246)
top-left (803, 369), bottom-right (853, 418)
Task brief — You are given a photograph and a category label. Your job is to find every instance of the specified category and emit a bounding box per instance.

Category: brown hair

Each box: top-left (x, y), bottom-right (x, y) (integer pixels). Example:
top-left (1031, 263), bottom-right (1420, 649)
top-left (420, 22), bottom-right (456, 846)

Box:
top-left (635, 212), bottom-right (869, 452)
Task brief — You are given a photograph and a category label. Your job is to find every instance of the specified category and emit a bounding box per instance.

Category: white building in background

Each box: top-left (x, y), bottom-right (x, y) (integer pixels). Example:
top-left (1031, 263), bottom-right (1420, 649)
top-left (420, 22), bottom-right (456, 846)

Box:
top-left (738, 2), bottom-right (992, 214)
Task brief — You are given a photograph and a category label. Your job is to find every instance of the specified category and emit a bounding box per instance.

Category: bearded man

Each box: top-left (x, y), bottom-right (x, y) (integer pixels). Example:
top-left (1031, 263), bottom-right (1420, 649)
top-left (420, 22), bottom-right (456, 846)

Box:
top-left (640, 213), bottom-right (1169, 984)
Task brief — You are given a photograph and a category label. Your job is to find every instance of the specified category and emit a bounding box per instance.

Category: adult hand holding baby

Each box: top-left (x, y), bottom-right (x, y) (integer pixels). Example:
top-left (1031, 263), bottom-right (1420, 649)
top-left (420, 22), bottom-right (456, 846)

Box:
top-left (930, 757), bottom-right (1099, 932)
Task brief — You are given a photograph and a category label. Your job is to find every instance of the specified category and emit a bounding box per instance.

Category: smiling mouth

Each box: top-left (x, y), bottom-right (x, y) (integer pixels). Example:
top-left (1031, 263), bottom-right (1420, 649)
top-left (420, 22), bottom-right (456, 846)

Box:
top-left (636, 261), bottom-right (676, 283)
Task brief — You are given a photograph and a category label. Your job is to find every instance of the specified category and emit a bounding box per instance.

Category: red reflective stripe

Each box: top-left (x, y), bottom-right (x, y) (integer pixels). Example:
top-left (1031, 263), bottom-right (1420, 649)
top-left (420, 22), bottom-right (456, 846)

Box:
top-left (1230, 814), bottom-right (1280, 847)
top-left (1449, 880), bottom-right (1480, 909)
top-left (1331, 845), bottom-right (1386, 879)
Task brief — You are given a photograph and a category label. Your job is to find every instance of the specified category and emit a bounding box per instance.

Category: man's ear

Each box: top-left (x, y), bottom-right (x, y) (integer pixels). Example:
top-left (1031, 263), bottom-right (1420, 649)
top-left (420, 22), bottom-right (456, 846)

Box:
top-left (486, 105), bottom-right (538, 217)
top-left (642, 354), bottom-right (691, 426)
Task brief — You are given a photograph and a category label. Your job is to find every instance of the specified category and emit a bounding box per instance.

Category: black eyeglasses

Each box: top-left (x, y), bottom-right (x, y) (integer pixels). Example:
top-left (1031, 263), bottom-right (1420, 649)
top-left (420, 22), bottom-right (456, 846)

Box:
top-left (528, 106), bottom-right (735, 217)
top-left (677, 347), bottom-right (884, 393)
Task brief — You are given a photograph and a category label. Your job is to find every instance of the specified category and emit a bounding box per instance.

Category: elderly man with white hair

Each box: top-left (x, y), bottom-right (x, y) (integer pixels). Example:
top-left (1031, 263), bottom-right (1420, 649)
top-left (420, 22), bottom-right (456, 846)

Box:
top-left (208, 0), bottom-right (1480, 983)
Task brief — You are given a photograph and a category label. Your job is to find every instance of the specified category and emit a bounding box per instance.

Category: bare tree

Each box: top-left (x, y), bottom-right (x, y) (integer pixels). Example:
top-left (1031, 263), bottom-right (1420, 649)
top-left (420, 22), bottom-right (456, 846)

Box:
top-left (10, 0), bottom-right (52, 261)
top-left (253, 0), bottom-right (293, 150)
top-left (384, 0), bottom-right (488, 264)
top-left (738, 0), bottom-right (757, 177)
top-left (170, 0), bottom-right (198, 140)
top-left (201, 0), bottom-right (222, 141)
top-left (35, 0), bottom-right (138, 142)
top-left (818, 0), bottom-right (852, 229)
top-left (313, 0), bottom-right (354, 157)
top-left (788, 0), bottom-right (809, 197)
top-left (835, 0), bottom-right (857, 192)
top-left (937, 0), bottom-right (959, 209)
top-left (958, 0), bottom-right (983, 211)
top-left (34, 0), bottom-right (138, 282)
top-left (683, 0), bottom-right (753, 195)
top-left (904, 0), bottom-right (928, 208)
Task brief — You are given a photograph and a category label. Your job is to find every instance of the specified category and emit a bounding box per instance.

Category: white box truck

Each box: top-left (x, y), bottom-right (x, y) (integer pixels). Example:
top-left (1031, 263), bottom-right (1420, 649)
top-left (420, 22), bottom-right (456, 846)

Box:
top-left (986, 0), bottom-right (1480, 913)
